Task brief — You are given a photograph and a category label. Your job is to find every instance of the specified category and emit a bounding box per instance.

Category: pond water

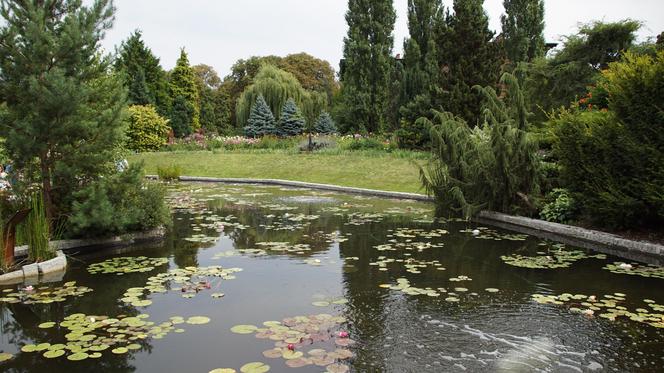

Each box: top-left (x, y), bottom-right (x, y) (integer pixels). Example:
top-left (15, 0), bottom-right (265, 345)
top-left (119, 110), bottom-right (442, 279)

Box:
top-left (0, 183), bottom-right (663, 373)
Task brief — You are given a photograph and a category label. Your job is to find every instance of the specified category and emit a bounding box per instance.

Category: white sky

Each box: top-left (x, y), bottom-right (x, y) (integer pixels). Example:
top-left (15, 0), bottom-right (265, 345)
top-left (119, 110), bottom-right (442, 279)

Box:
top-left (99, 0), bottom-right (664, 76)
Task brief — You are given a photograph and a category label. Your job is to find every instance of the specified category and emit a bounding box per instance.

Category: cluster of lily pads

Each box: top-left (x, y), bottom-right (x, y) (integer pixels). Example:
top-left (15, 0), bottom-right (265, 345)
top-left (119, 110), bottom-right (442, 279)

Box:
top-left (501, 249), bottom-right (606, 269)
top-left (256, 242), bottom-right (312, 254)
top-left (0, 282), bottom-right (92, 304)
top-left (344, 212), bottom-right (385, 226)
top-left (87, 256), bottom-right (169, 275)
top-left (532, 293), bottom-right (664, 329)
top-left (603, 262), bottom-right (664, 279)
top-left (460, 227), bottom-right (529, 241)
top-left (387, 227), bottom-right (449, 239)
top-left (21, 313), bottom-right (210, 361)
top-left (311, 295), bottom-right (349, 307)
top-left (369, 256), bottom-right (446, 273)
top-left (120, 265), bottom-right (241, 305)
top-left (375, 241), bottom-right (445, 253)
top-left (229, 313), bottom-right (352, 372)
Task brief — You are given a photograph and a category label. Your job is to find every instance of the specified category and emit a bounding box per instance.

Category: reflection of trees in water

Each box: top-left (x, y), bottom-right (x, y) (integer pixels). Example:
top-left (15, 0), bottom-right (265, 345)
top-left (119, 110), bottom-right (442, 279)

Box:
top-left (167, 212), bottom-right (200, 268)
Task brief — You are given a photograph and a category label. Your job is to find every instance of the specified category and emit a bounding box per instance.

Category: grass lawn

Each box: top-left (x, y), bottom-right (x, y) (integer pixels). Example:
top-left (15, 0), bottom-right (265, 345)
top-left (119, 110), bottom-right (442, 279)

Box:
top-left (130, 150), bottom-right (427, 194)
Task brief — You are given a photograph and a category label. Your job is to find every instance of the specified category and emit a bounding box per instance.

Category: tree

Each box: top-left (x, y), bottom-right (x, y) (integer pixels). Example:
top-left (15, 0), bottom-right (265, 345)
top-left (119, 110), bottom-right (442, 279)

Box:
top-left (0, 0), bottom-right (127, 223)
top-left (339, 0), bottom-right (396, 133)
top-left (439, 0), bottom-right (501, 124)
top-left (420, 73), bottom-right (539, 218)
top-left (115, 30), bottom-right (170, 115)
top-left (169, 95), bottom-right (195, 138)
top-left (125, 105), bottom-right (171, 152)
top-left (236, 65), bottom-right (326, 129)
top-left (501, 0), bottom-right (545, 64)
top-left (277, 99), bottom-right (305, 137)
top-left (193, 64), bottom-right (230, 133)
top-left (245, 95), bottom-right (276, 137)
top-left (313, 112), bottom-right (338, 134)
top-left (169, 48), bottom-right (200, 135)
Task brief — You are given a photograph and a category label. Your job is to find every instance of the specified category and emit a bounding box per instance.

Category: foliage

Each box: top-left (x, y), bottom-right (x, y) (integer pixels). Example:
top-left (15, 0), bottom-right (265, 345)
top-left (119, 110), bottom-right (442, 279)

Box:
top-left (501, 0), bottom-right (545, 64)
top-left (0, 0), bottom-right (127, 223)
top-left (395, 117), bottom-right (432, 150)
top-left (277, 99), bottom-right (305, 137)
top-left (114, 30), bottom-right (170, 115)
top-left (169, 49), bottom-right (200, 135)
top-left (25, 192), bottom-right (54, 262)
top-left (125, 105), bottom-right (171, 152)
top-left (193, 64), bottom-right (231, 133)
top-left (420, 73), bottom-right (540, 218)
top-left (69, 164), bottom-right (169, 237)
top-left (236, 65), bottom-right (326, 129)
top-left (524, 20), bottom-right (641, 123)
top-left (338, 0), bottom-right (396, 133)
top-left (552, 52), bottom-right (664, 228)
top-left (156, 164), bottom-right (182, 181)
top-left (439, 0), bottom-right (502, 124)
top-left (244, 95), bottom-right (276, 137)
top-left (539, 188), bottom-right (577, 223)
top-left (313, 112), bottom-right (337, 134)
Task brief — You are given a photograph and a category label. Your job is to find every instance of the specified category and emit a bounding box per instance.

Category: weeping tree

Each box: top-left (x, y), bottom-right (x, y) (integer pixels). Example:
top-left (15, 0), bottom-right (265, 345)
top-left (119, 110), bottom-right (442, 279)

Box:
top-left (420, 73), bottom-right (540, 218)
top-left (236, 65), bottom-right (326, 130)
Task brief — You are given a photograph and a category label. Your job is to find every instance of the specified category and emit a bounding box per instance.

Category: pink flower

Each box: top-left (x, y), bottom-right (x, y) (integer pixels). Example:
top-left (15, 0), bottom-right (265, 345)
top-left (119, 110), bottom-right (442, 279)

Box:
top-left (338, 331), bottom-right (349, 338)
top-left (287, 344), bottom-right (295, 351)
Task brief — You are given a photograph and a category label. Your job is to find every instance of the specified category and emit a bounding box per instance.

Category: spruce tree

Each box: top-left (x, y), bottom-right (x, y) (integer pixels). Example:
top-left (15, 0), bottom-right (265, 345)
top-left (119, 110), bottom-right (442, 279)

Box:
top-left (339, 0), bottom-right (396, 133)
top-left (169, 49), bottom-right (200, 135)
top-left (245, 95), bottom-right (276, 137)
top-left (0, 0), bottom-right (126, 222)
top-left (501, 0), bottom-right (545, 64)
top-left (277, 99), bottom-right (305, 137)
top-left (313, 112), bottom-right (338, 134)
top-left (440, 0), bottom-right (501, 124)
top-left (170, 95), bottom-right (195, 138)
top-left (115, 30), bottom-right (170, 115)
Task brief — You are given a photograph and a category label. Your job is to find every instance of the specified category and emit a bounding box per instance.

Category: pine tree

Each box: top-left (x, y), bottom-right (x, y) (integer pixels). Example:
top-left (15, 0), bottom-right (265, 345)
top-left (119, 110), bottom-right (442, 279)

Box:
top-left (169, 49), bottom-right (200, 135)
top-left (115, 30), bottom-right (170, 115)
top-left (0, 0), bottom-right (127, 222)
top-left (440, 0), bottom-right (501, 124)
top-left (339, 0), bottom-right (396, 133)
top-left (313, 112), bottom-right (338, 134)
top-left (245, 95), bottom-right (276, 137)
top-left (277, 99), bottom-right (305, 137)
top-left (501, 0), bottom-right (545, 64)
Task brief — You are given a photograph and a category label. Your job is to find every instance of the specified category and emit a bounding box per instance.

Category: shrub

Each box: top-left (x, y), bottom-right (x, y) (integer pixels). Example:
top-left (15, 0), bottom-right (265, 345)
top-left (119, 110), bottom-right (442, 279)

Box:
top-left (298, 136), bottom-right (336, 152)
top-left (125, 105), bottom-right (171, 152)
top-left (69, 164), bottom-right (170, 237)
top-left (157, 165), bottom-right (182, 181)
top-left (552, 51), bottom-right (664, 228)
top-left (342, 136), bottom-right (385, 151)
top-left (539, 189), bottom-right (577, 224)
top-left (395, 117), bottom-right (431, 150)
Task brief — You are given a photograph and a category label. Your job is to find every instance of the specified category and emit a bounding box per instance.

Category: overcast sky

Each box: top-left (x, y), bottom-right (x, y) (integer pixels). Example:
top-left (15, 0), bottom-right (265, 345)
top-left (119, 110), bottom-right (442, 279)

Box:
top-left (100, 0), bottom-right (664, 77)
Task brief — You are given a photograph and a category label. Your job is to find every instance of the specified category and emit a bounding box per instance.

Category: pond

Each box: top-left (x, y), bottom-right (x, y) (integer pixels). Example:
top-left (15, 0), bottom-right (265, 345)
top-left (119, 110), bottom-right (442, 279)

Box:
top-left (0, 182), bottom-right (663, 372)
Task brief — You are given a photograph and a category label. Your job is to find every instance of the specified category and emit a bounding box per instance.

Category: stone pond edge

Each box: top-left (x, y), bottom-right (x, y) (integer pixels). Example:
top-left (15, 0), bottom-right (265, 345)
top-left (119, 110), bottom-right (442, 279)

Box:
top-left (155, 175), bottom-right (664, 263)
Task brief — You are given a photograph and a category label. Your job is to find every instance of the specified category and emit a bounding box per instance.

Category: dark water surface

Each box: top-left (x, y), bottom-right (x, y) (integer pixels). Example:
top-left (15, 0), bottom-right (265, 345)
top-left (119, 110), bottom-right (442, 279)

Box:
top-left (0, 183), bottom-right (663, 373)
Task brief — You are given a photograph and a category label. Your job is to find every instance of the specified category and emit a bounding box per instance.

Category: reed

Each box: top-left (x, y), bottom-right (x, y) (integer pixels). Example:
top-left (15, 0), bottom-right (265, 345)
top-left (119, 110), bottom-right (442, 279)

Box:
top-left (25, 193), bottom-right (53, 262)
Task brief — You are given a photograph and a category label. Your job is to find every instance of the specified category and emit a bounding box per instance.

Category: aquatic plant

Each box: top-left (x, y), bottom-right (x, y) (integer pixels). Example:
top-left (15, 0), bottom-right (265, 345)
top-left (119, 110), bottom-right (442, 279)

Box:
top-left (25, 193), bottom-right (54, 262)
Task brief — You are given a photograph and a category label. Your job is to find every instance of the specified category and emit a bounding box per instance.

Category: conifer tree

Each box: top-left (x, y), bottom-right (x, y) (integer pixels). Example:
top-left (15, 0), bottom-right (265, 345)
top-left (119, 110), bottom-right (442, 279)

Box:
top-left (440, 0), bottom-right (501, 124)
top-left (245, 95), bottom-right (276, 137)
top-left (313, 112), bottom-right (338, 134)
top-left (115, 30), bottom-right (170, 115)
top-left (169, 49), bottom-right (200, 135)
top-left (501, 0), bottom-right (545, 64)
top-left (339, 0), bottom-right (396, 133)
top-left (0, 0), bottom-right (127, 222)
top-left (277, 99), bottom-right (305, 137)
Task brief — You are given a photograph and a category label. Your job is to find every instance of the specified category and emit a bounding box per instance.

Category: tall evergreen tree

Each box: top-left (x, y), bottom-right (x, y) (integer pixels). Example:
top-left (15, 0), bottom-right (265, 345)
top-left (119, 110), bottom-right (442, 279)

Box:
top-left (277, 99), bottom-right (305, 137)
top-left (115, 30), bottom-right (170, 115)
top-left (439, 0), bottom-right (501, 124)
top-left (313, 112), bottom-right (338, 134)
top-left (169, 49), bottom-right (200, 135)
top-left (245, 95), bottom-right (276, 137)
top-left (339, 0), bottom-right (396, 133)
top-left (0, 0), bottom-right (126, 222)
top-left (501, 0), bottom-right (545, 64)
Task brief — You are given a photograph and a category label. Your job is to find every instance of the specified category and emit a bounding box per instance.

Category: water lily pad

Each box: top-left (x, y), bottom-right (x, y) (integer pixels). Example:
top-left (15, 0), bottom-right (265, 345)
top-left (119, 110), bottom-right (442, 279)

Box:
top-left (43, 349), bottom-right (65, 358)
top-left (285, 358), bottom-right (311, 368)
top-left (0, 352), bottom-right (13, 362)
top-left (231, 324), bottom-right (258, 334)
top-left (209, 369), bottom-right (237, 373)
top-left (312, 301), bottom-right (330, 307)
top-left (38, 322), bottom-right (56, 329)
top-left (282, 350), bottom-right (303, 359)
top-left (327, 364), bottom-right (349, 373)
top-left (240, 362), bottom-right (270, 373)
top-left (485, 288), bottom-right (500, 293)
top-left (67, 352), bottom-right (89, 361)
top-left (186, 316), bottom-right (211, 325)
top-left (111, 347), bottom-right (128, 354)
top-left (262, 348), bottom-right (282, 358)
top-left (89, 352), bottom-right (102, 359)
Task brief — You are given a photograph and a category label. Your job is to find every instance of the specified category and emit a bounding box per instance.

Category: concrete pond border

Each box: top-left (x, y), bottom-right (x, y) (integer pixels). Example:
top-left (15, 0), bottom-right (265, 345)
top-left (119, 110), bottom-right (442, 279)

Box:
top-left (155, 175), bottom-right (664, 264)
top-left (0, 227), bottom-right (167, 286)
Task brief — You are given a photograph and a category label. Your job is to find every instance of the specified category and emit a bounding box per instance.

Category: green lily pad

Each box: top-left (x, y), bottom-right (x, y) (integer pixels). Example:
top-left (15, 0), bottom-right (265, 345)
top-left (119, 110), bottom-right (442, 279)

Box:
top-left (111, 347), bottom-right (128, 354)
top-left (43, 349), bottom-right (65, 359)
top-left (0, 352), bottom-right (13, 362)
top-left (240, 362), bottom-right (270, 373)
top-left (67, 352), bottom-right (89, 361)
top-left (209, 369), bottom-right (237, 373)
top-left (186, 316), bottom-right (211, 325)
top-left (485, 288), bottom-right (500, 293)
top-left (312, 301), bottom-right (330, 307)
top-left (231, 324), bottom-right (258, 334)
top-left (38, 322), bottom-right (56, 329)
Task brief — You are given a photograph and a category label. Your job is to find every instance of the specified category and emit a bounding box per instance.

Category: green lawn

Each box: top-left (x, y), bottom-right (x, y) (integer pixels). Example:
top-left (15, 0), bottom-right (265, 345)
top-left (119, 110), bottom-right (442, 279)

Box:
top-left (130, 150), bottom-right (426, 194)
